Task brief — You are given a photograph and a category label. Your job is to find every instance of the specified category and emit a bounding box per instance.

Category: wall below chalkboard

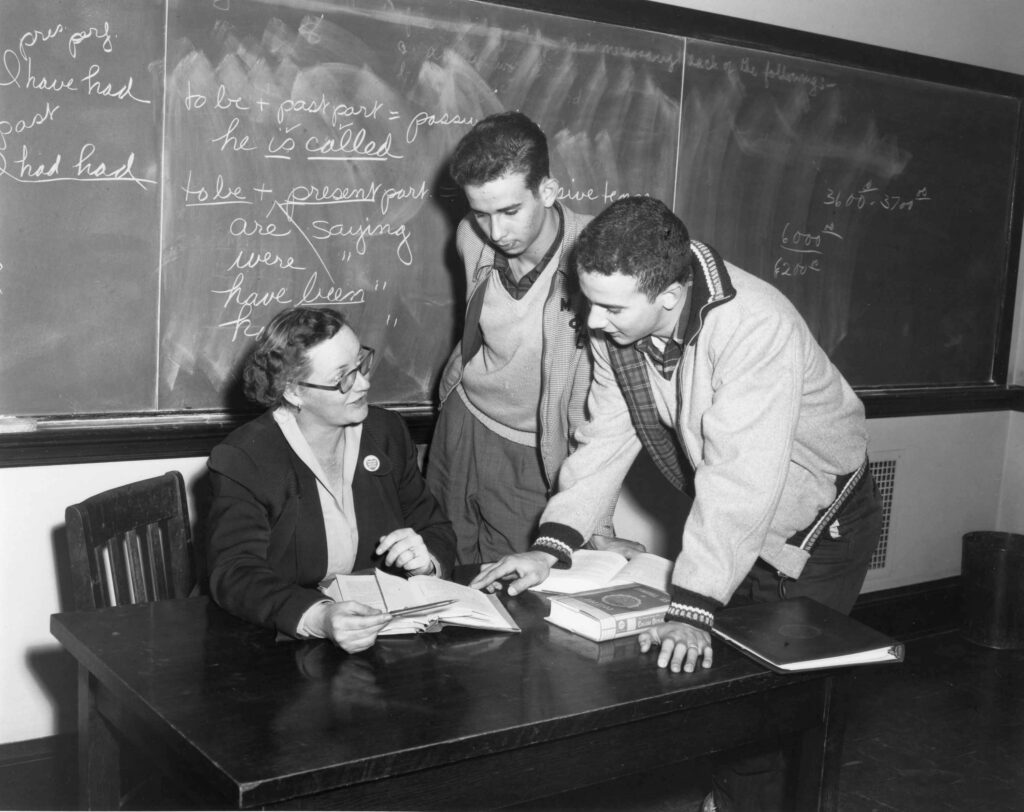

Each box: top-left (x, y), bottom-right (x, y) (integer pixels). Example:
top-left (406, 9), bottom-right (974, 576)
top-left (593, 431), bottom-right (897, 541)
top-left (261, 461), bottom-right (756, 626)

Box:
top-left (0, 0), bottom-right (1021, 424)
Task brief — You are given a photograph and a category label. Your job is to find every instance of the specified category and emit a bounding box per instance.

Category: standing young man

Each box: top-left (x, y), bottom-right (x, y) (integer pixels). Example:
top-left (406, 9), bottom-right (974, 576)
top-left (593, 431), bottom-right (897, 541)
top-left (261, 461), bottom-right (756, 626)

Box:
top-left (428, 111), bottom-right (617, 564)
top-left (472, 196), bottom-right (881, 812)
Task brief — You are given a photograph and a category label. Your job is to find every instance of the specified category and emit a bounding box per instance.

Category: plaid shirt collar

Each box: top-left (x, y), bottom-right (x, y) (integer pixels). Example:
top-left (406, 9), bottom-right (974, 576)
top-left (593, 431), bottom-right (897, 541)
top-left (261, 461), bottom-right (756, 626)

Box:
top-left (493, 204), bottom-right (564, 300)
top-left (635, 294), bottom-right (690, 380)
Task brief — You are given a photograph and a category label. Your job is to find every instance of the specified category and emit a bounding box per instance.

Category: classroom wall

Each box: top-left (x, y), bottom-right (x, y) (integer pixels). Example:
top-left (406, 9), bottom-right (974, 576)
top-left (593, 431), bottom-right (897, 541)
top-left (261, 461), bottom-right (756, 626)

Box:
top-left (2, 0), bottom-right (1024, 747)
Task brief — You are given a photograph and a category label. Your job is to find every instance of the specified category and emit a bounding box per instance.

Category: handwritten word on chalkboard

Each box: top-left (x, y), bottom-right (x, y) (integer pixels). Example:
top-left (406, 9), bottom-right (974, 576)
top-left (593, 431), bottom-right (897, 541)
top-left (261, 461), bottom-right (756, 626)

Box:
top-left (0, 0), bottom-right (1020, 419)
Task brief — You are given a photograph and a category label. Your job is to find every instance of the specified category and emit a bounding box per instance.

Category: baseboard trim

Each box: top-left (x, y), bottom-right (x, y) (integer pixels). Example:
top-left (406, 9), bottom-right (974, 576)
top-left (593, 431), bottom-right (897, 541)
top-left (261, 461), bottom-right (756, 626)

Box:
top-left (0, 732), bottom-right (74, 766)
top-left (0, 733), bottom-right (77, 810)
top-left (851, 575), bottom-right (961, 640)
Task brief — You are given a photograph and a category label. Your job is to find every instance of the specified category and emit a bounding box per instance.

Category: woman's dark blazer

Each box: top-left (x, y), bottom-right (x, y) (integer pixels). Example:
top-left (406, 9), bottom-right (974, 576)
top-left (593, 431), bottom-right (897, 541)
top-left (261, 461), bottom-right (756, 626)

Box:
top-left (206, 407), bottom-right (457, 634)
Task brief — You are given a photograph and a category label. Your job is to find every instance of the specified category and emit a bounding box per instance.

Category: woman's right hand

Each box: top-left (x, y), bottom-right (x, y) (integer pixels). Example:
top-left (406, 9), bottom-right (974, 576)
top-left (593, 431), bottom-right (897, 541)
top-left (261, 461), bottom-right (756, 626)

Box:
top-left (312, 601), bottom-right (392, 653)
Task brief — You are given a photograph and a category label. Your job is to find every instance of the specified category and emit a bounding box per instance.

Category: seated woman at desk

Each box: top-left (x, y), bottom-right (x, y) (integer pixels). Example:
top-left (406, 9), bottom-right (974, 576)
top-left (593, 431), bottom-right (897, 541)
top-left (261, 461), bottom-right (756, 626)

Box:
top-left (207, 306), bottom-right (457, 652)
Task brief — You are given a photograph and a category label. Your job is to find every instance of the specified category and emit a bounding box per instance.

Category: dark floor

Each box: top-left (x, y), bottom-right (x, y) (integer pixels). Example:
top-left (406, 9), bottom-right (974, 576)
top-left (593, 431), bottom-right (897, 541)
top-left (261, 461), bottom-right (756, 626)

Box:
top-left (3, 629), bottom-right (1023, 811)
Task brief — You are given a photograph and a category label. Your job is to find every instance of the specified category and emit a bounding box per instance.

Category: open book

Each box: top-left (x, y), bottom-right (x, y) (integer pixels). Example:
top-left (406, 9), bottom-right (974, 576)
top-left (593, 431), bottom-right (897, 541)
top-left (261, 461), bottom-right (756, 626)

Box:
top-left (322, 569), bottom-right (520, 635)
top-left (538, 549), bottom-right (673, 594)
top-left (712, 597), bottom-right (905, 673)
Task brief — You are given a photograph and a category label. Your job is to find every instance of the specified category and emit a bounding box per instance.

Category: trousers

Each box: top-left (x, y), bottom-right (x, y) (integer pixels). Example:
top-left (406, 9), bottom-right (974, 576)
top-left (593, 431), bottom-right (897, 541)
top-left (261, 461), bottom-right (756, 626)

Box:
top-left (426, 390), bottom-right (548, 565)
top-left (712, 466), bottom-right (883, 812)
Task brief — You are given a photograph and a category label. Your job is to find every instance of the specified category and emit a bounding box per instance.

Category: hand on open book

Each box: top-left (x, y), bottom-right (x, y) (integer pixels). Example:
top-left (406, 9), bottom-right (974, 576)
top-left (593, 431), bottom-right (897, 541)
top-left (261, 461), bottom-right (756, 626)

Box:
top-left (588, 534), bottom-right (647, 559)
top-left (469, 550), bottom-right (558, 596)
top-left (638, 621), bottom-right (714, 674)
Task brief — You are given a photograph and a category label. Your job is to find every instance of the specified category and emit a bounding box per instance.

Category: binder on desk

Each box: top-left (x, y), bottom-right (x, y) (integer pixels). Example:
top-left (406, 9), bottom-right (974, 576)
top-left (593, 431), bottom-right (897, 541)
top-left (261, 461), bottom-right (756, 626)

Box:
top-left (712, 597), bottom-right (905, 673)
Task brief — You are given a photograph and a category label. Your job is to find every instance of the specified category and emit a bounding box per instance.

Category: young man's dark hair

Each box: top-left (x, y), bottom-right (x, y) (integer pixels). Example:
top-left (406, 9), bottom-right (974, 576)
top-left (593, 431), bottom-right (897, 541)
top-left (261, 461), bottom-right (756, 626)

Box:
top-left (576, 196), bottom-right (694, 298)
top-left (449, 111), bottom-right (550, 192)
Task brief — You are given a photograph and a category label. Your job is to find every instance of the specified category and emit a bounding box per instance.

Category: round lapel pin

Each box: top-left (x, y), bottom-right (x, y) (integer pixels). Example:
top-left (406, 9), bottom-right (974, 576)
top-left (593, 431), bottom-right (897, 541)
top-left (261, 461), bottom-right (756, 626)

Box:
top-left (363, 454), bottom-right (381, 472)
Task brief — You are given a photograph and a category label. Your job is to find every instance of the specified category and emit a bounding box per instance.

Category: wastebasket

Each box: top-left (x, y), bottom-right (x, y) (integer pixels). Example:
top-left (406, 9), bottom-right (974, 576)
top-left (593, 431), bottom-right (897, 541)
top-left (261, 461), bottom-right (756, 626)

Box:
top-left (960, 531), bottom-right (1024, 649)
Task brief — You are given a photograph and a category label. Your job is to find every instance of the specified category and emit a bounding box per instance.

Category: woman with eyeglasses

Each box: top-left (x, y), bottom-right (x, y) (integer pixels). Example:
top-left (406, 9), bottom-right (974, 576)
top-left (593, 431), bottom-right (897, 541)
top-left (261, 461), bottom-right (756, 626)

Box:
top-left (206, 306), bottom-right (456, 652)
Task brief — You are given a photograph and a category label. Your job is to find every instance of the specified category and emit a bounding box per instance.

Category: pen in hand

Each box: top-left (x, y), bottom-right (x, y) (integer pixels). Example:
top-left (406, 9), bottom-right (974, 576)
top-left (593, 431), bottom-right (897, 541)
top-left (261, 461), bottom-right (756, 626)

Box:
top-left (387, 599), bottom-right (457, 618)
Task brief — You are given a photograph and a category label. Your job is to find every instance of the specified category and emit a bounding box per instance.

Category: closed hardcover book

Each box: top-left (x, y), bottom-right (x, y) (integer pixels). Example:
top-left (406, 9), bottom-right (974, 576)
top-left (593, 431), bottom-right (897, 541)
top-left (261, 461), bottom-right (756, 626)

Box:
top-left (545, 582), bottom-right (669, 642)
top-left (712, 597), bottom-right (905, 673)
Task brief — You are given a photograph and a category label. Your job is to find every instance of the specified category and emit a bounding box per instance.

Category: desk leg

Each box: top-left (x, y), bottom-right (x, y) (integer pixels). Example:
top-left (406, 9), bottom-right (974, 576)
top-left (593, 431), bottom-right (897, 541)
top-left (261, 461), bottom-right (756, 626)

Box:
top-left (78, 664), bottom-right (121, 811)
top-left (792, 673), bottom-right (848, 812)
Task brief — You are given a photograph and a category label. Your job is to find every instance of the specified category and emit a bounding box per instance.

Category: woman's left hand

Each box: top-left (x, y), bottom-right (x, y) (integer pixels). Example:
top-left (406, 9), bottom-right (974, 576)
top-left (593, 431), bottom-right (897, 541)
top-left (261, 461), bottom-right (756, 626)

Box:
top-left (377, 528), bottom-right (436, 576)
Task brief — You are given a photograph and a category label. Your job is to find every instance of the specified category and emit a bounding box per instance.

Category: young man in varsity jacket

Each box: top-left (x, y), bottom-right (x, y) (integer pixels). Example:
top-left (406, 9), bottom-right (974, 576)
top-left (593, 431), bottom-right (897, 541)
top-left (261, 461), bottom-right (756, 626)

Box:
top-left (472, 195), bottom-right (882, 812)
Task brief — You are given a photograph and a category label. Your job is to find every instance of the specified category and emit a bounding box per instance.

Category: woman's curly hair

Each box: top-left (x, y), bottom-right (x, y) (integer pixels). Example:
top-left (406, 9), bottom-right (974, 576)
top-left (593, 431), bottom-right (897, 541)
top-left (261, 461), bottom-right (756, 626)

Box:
top-left (243, 307), bottom-right (348, 407)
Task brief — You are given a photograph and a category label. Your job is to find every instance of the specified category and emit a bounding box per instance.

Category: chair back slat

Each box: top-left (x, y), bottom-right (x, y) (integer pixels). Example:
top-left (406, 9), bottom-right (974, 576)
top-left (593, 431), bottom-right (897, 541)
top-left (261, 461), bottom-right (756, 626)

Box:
top-left (144, 524), bottom-right (170, 602)
top-left (65, 471), bottom-right (195, 611)
top-left (125, 528), bottom-right (148, 604)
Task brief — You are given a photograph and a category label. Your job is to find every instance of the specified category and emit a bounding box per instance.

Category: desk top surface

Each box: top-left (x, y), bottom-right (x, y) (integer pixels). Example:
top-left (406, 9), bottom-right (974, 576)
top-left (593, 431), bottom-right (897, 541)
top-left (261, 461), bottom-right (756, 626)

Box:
top-left (52, 590), bottom-right (814, 806)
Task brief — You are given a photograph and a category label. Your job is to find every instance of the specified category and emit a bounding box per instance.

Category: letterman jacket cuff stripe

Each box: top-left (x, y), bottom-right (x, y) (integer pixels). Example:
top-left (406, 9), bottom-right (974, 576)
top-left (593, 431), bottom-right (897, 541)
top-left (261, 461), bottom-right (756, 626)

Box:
top-left (532, 522), bottom-right (584, 568)
top-left (665, 585), bottom-right (723, 630)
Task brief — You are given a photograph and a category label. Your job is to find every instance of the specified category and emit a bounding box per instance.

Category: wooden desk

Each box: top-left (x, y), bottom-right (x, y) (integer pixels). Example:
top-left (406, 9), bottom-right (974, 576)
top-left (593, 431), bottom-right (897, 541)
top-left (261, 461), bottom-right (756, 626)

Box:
top-left (51, 592), bottom-right (845, 810)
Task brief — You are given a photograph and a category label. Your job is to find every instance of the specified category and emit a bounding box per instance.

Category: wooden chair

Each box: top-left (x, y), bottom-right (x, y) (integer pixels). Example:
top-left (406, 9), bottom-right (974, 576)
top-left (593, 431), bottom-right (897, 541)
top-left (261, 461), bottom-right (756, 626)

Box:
top-left (65, 471), bottom-right (197, 809)
top-left (65, 471), bottom-right (195, 611)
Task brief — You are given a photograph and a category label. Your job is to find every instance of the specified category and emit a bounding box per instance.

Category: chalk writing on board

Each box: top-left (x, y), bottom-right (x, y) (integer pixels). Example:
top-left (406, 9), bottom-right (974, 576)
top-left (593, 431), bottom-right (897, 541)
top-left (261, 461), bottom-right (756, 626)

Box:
top-left (159, 0), bottom-right (682, 408)
top-left (772, 221), bottom-right (839, 278)
top-left (685, 51), bottom-right (836, 97)
top-left (773, 183), bottom-right (934, 279)
top-left (3, 0), bottom-right (1011, 417)
top-left (0, 0), bottom-right (163, 415)
top-left (0, 20), bottom-right (155, 189)
top-left (823, 183), bottom-right (932, 212)
top-left (676, 35), bottom-right (1020, 389)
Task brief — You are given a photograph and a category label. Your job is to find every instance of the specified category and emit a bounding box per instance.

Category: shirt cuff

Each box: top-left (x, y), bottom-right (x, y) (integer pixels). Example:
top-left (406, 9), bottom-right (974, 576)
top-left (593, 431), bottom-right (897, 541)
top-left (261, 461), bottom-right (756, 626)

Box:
top-left (665, 585), bottom-right (723, 631)
top-left (531, 522), bottom-right (585, 568)
top-left (295, 599), bottom-right (332, 639)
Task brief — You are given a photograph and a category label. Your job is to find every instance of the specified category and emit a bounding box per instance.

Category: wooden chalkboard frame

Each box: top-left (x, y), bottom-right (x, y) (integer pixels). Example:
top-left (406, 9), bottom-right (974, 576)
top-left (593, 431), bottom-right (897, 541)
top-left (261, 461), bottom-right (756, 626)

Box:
top-left (1, 0), bottom-right (1023, 467)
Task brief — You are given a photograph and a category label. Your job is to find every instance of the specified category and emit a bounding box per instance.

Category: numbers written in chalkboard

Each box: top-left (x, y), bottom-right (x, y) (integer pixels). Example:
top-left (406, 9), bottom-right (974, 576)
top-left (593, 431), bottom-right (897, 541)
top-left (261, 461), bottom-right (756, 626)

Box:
top-left (773, 183), bottom-right (934, 278)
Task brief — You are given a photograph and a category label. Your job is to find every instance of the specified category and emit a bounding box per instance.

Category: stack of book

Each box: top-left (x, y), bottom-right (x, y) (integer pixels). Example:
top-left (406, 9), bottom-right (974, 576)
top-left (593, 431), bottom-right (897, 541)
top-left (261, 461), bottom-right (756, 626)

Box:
top-left (545, 582), bottom-right (670, 642)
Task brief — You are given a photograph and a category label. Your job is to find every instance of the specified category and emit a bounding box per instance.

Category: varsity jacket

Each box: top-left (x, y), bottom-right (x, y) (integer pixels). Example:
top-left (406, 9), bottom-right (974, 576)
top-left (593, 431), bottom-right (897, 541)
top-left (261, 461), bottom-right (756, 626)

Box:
top-left (534, 242), bottom-right (868, 629)
top-left (207, 407), bottom-right (457, 635)
top-left (436, 203), bottom-right (594, 493)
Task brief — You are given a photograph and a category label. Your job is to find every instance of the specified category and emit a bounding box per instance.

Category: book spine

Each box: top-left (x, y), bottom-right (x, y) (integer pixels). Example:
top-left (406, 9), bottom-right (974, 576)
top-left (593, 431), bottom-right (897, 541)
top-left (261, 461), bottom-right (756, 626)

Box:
top-left (596, 609), bottom-right (665, 641)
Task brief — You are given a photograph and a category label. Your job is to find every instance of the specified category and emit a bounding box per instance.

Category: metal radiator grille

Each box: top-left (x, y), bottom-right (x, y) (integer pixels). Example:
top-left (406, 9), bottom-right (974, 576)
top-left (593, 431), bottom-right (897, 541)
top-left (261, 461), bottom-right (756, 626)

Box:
top-left (868, 457), bottom-right (898, 569)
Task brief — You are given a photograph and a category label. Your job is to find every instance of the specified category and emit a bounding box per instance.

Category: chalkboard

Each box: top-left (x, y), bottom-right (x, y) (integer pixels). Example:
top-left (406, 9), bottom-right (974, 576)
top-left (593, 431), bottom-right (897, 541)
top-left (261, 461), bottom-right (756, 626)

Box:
top-left (0, 0), bottom-right (162, 414)
top-left (0, 0), bottom-right (1021, 421)
top-left (677, 39), bottom-right (1021, 388)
